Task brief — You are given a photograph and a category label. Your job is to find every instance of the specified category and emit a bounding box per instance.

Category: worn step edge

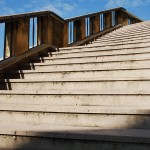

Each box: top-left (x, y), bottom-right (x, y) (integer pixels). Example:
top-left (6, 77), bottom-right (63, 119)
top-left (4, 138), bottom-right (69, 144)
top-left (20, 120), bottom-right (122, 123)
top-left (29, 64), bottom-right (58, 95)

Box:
top-left (0, 105), bottom-right (150, 114)
top-left (97, 36), bottom-right (150, 42)
top-left (23, 58), bottom-right (150, 66)
top-left (6, 68), bottom-right (150, 74)
top-left (94, 38), bottom-right (150, 44)
top-left (48, 47), bottom-right (150, 56)
top-left (31, 50), bottom-right (150, 61)
top-left (2, 77), bottom-right (150, 82)
top-left (1, 128), bottom-right (150, 143)
top-left (104, 30), bottom-right (150, 37)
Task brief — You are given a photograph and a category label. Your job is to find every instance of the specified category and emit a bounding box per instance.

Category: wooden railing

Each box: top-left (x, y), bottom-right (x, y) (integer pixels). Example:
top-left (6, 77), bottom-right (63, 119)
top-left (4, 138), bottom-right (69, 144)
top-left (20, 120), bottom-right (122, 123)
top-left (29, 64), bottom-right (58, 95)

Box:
top-left (0, 7), bottom-right (142, 61)
top-left (0, 11), bottom-right (67, 60)
top-left (66, 7), bottom-right (142, 45)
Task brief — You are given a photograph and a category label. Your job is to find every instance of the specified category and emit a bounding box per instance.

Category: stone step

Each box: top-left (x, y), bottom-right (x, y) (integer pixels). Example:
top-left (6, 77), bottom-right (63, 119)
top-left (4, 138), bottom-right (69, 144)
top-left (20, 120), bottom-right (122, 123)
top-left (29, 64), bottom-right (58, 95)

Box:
top-left (114, 25), bottom-right (150, 31)
top-left (101, 32), bottom-right (150, 39)
top-left (55, 45), bottom-right (150, 56)
top-left (1, 104), bottom-right (150, 114)
top-left (28, 50), bottom-right (150, 65)
top-left (0, 108), bottom-right (150, 129)
top-left (1, 81), bottom-right (150, 94)
top-left (88, 39), bottom-right (150, 48)
top-left (34, 47), bottom-right (150, 59)
top-left (0, 94), bottom-right (150, 107)
top-left (5, 69), bottom-right (150, 80)
top-left (99, 36), bottom-right (150, 43)
top-left (114, 26), bottom-right (150, 32)
top-left (107, 28), bottom-right (150, 36)
top-left (12, 60), bottom-right (150, 72)
top-left (1, 128), bottom-right (150, 150)
top-left (59, 41), bottom-right (150, 52)
top-left (105, 27), bottom-right (150, 35)
top-left (94, 37), bottom-right (150, 44)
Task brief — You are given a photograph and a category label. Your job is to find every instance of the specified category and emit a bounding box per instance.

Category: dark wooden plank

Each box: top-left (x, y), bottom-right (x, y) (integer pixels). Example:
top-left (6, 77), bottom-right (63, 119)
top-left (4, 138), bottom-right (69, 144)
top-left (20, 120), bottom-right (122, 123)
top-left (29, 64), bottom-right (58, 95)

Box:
top-left (104, 12), bottom-right (112, 29)
top-left (63, 22), bottom-right (68, 47)
top-left (90, 15), bottom-right (100, 34)
top-left (11, 18), bottom-right (30, 56)
top-left (69, 24), bottom-right (123, 47)
top-left (0, 11), bottom-right (65, 23)
top-left (115, 10), bottom-right (128, 26)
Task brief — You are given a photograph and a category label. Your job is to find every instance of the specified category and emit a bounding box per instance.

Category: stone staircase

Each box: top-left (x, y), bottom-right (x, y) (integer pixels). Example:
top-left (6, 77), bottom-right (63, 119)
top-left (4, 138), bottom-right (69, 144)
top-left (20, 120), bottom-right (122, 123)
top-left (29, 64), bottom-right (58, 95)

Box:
top-left (1, 21), bottom-right (150, 149)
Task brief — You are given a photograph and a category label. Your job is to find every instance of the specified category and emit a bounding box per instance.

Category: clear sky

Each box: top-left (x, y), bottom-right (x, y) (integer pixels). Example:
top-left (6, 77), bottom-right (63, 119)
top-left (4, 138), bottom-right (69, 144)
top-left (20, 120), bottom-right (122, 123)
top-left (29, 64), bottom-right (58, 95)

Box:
top-left (0, 0), bottom-right (150, 58)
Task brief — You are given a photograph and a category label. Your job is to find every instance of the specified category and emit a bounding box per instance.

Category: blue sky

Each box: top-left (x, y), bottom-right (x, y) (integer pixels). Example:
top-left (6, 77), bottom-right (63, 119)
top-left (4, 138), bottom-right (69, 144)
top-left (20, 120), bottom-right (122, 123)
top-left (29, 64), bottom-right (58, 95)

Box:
top-left (0, 0), bottom-right (150, 58)
top-left (0, 0), bottom-right (150, 20)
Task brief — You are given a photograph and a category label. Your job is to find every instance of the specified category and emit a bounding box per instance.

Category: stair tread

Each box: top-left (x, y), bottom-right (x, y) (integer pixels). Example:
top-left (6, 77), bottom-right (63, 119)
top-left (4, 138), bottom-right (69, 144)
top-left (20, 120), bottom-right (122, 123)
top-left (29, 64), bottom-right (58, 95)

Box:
top-left (0, 123), bottom-right (150, 143)
top-left (0, 89), bottom-right (150, 95)
top-left (1, 77), bottom-right (150, 82)
top-left (0, 104), bottom-right (150, 114)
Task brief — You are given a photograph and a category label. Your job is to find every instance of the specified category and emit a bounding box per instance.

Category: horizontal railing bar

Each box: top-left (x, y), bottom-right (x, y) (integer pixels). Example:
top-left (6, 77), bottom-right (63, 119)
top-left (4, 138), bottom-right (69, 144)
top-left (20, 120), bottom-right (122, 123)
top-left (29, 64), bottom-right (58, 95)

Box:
top-left (65, 7), bottom-right (142, 22)
top-left (0, 11), bottom-right (65, 23)
top-left (66, 7), bottom-right (124, 22)
top-left (121, 9), bottom-right (143, 22)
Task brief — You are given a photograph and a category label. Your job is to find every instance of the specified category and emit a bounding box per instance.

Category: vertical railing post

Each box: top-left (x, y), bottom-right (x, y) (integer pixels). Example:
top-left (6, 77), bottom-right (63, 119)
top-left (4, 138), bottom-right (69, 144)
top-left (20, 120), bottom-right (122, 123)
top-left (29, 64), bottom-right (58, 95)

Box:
top-left (74, 19), bottom-right (85, 42)
top-left (38, 14), bottom-right (65, 48)
top-left (9, 18), bottom-right (29, 56)
top-left (37, 16), bottom-right (42, 45)
top-left (130, 18), bottom-right (138, 24)
top-left (115, 10), bottom-right (128, 26)
top-left (80, 18), bottom-right (85, 40)
top-left (103, 12), bottom-right (112, 29)
top-left (90, 15), bottom-right (100, 34)
top-left (74, 20), bottom-right (80, 41)
top-left (63, 22), bottom-right (68, 47)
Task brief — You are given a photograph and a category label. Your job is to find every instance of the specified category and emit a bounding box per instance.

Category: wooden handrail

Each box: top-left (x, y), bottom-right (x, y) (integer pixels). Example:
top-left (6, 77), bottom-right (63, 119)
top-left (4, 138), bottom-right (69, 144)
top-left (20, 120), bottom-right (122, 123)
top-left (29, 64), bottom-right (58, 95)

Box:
top-left (0, 44), bottom-right (56, 78)
top-left (0, 11), bottom-right (65, 23)
top-left (66, 7), bottom-right (142, 22)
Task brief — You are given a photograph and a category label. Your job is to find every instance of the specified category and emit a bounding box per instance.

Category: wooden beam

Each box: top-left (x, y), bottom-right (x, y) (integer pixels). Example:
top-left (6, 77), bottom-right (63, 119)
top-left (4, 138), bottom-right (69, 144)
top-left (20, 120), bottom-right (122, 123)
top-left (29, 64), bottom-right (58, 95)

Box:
top-left (115, 10), bottom-right (128, 26)
top-left (37, 17), bottom-right (42, 45)
top-left (80, 18), bottom-right (85, 40)
top-left (0, 44), bottom-right (56, 73)
top-left (12, 18), bottom-right (29, 56)
top-left (104, 12), bottom-right (112, 29)
top-left (74, 19), bottom-right (85, 42)
top-left (63, 22), bottom-right (68, 47)
top-left (90, 15), bottom-right (100, 35)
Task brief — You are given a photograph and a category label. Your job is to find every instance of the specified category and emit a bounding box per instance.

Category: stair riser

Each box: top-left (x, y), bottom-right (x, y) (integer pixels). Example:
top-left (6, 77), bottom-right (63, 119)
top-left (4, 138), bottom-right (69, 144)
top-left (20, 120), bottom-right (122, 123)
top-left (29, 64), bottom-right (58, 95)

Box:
top-left (5, 69), bottom-right (150, 80)
top-left (55, 43), bottom-right (150, 56)
top-left (29, 52), bottom-right (150, 65)
top-left (16, 60), bottom-right (150, 72)
top-left (1, 135), bottom-right (149, 150)
top-left (60, 43), bottom-right (150, 55)
top-left (45, 47), bottom-right (150, 58)
top-left (104, 31), bottom-right (150, 38)
top-left (19, 50), bottom-right (150, 69)
top-left (97, 36), bottom-right (150, 42)
top-left (94, 38), bottom-right (150, 44)
top-left (0, 111), bottom-right (150, 129)
top-left (1, 95), bottom-right (150, 107)
top-left (101, 35), bottom-right (150, 41)
top-left (1, 81), bottom-right (150, 93)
